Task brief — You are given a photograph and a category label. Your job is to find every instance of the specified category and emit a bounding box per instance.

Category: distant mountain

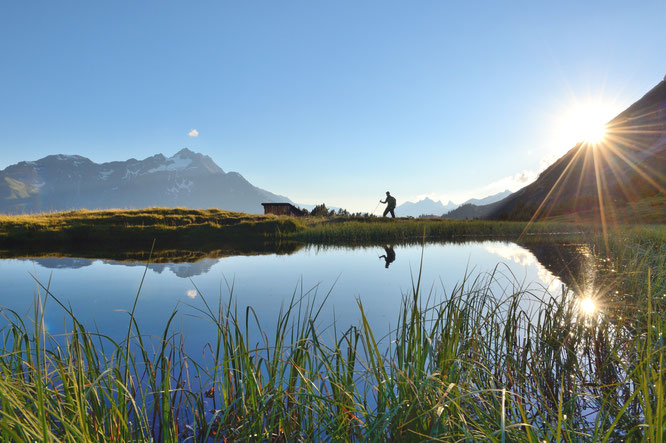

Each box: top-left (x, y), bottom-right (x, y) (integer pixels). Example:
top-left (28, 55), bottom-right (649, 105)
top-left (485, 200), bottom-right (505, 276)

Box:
top-left (397, 190), bottom-right (513, 218)
top-left (442, 190), bottom-right (513, 220)
top-left (443, 202), bottom-right (502, 220)
top-left (0, 148), bottom-right (292, 214)
top-left (461, 190), bottom-right (512, 207)
top-left (395, 197), bottom-right (458, 217)
top-left (488, 77), bottom-right (666, 222)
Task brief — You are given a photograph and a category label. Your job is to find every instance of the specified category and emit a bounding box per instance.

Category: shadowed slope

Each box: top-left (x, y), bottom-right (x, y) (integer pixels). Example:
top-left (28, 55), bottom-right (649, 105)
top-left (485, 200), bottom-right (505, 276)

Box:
top-left (488, 79), bottom-right (666, 224)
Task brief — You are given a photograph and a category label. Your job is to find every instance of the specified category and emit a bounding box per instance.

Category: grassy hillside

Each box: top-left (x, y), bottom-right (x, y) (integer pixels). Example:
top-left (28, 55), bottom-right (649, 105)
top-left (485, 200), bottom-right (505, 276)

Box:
top-left (542, 195), bottom-right (666, 225)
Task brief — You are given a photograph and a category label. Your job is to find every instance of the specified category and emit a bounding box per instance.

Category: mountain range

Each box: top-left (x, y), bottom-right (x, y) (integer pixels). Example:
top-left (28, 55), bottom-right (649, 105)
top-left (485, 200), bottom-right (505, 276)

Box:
top-left (0, 148), bottom-right (292, 214)
top-left (3, 77), bottom-right (663, 220)
top-left (395, 198), bottom-right (457, 217)
top-left (396, 190), bottom-right (512, 218)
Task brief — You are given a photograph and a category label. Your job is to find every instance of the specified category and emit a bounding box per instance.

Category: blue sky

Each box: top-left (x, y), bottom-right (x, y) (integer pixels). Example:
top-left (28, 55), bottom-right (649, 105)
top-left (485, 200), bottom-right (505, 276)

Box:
top-left (1, 1), bottom-right (665, 211)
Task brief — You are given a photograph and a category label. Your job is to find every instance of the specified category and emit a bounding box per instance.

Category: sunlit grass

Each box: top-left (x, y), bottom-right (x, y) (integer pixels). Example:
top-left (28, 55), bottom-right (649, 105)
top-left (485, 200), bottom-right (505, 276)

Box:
top-left (0, 208), bottom-right (589, 258)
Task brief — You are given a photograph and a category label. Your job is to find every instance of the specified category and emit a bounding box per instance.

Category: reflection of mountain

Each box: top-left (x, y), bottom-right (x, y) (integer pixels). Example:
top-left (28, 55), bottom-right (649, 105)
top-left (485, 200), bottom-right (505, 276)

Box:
top-left (24, 245), bottom-right (308, 278)
top-left (32, 257), bottom-right (218, 278)
top-left (32, 257), bottom-right (94, 269)
top-left (140, 259), bottom-right (218, 278)
top-left (519, 242), bottom-right (596, 293)
top-left (3, 242), bottom-right (305, 263)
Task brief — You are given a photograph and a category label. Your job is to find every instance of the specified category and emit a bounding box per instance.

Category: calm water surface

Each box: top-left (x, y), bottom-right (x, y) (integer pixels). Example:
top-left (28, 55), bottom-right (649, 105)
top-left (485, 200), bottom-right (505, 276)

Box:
top-left (0, 241), bottom-right (573, 357)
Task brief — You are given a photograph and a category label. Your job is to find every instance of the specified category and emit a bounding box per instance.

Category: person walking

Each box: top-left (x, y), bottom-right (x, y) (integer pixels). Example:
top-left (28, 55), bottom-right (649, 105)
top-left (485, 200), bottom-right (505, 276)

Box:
top-left (380, 191), bottom-right (396, 218)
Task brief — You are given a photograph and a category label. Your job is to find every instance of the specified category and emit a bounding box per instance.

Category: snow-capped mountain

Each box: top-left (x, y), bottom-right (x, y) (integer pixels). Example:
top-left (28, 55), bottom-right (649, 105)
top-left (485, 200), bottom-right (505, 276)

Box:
top-left (0, 148), bottom-right (292, 214)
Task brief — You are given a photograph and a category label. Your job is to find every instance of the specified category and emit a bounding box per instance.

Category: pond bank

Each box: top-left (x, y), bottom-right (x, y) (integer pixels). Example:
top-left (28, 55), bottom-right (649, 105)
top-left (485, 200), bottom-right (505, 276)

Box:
top-left (0, 207), bottom-right (586, 251)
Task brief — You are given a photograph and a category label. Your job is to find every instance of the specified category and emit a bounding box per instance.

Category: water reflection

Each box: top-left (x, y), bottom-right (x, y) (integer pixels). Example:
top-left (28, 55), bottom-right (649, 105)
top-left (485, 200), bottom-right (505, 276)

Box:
top-left (519, 242), bottom-right (614, 322)
top-left (482, 242), bottom-right (561, 292)
top-left (1, 240), bottom-right (621, 377)
top-left (0, 241), bottom-right (306, 263)
top-left (30, 257), bottom-right (219, 278)
top-left (579, 297), bottom-right (597, 315)
top-left (16, 241), bottom-right (607, 289)
top-left (378, 245), bottom-right (396, 268)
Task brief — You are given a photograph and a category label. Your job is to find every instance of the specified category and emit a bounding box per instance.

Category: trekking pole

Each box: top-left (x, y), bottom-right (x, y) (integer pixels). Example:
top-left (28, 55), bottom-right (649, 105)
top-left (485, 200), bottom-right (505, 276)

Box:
top-left (370, 201), bottom-right (381, 215)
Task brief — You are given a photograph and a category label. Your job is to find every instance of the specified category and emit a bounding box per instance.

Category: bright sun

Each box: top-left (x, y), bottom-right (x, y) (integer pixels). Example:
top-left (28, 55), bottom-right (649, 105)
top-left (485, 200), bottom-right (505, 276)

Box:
top-left (561, 102), bottom-right (610, 145)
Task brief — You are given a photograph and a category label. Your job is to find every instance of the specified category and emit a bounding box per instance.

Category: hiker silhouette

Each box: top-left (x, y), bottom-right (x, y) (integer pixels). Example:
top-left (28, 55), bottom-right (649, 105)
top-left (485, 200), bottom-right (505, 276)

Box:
top-left (380, 191), bottom-right (396, 218)
top-left (378, 245), bottom-right (396, 268)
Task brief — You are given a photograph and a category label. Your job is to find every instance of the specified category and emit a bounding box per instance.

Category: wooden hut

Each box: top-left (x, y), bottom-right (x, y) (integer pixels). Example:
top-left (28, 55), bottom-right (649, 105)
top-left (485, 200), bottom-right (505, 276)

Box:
top-left (261, 202), bottom-right (302, 216)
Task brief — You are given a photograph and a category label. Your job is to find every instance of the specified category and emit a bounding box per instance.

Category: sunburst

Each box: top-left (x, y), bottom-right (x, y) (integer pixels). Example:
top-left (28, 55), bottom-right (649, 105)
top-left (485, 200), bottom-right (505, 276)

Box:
top-left (519, 86), bottom-right (666, 252)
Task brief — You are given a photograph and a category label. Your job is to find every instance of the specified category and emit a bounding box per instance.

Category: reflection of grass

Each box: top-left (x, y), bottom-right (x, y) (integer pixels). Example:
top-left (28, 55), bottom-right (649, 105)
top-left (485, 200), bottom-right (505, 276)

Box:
top-left (0, 243), bottom-right (306, 263)
top-left (0, 236), bottom-right (663, 440)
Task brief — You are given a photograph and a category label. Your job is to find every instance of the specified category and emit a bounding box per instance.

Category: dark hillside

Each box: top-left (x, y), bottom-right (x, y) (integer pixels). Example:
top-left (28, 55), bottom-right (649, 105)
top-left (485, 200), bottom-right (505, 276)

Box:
top-left (488, 78), bottom-right (666, 223)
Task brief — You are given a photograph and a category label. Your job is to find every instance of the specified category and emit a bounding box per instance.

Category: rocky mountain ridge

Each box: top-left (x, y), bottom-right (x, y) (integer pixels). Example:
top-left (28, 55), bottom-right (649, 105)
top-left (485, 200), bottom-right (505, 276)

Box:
top-left (0, 148), bottom-right (292, 214)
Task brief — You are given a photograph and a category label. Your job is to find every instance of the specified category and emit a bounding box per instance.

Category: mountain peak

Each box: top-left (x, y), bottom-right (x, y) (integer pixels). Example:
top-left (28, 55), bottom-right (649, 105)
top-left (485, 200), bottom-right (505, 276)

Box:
top-left (0, 150), bottom-right (292, 214)
top-left (167, 148), bottom-right (223, 174)
top-left (395, 197), bottom-right (458, 217)
top-left (175, 147), bottom-right (195, 157)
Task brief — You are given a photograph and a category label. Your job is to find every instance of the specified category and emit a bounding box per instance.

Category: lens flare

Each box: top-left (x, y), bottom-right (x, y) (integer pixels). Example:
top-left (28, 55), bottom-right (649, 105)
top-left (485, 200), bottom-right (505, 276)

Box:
top-left (579, 297), bottom-right (596, 315)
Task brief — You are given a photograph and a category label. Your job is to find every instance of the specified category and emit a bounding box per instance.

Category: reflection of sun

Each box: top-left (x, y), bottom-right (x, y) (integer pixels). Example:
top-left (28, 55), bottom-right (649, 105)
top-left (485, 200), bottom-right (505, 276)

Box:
top-left (579, 297), bottom-right (596, 315)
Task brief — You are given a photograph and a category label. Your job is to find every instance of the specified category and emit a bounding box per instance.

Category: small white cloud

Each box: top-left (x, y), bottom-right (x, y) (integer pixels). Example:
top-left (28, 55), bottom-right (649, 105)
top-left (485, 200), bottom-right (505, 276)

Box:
top-left (186, 289), bottom-right (197, 299)
top-left (540, 155), bottom-right (558, 171)
top-left (188, 129), bottom-right (199, 137)
top-left (514, 170), bottom-right (534, 184)
top-left (485, 170), bottom-right (538, 190)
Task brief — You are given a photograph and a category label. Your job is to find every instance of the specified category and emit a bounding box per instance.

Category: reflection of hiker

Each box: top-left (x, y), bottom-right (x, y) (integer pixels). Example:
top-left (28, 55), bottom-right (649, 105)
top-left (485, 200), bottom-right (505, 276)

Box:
top-left (379, 245), bottom-right (396, 268)
top-left (380, 191), bottom-right (396, 218)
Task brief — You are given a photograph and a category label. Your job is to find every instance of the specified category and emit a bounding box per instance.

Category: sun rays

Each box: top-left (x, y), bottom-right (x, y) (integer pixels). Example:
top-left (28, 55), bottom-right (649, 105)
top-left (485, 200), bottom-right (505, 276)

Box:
top-left (558, 101), bottom-right (612, 146)
top-left (519, 87), bottom-right (666, 249)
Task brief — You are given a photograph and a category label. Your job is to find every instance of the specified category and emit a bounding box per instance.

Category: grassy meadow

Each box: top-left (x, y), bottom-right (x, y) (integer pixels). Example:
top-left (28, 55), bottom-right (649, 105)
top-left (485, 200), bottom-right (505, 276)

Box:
top-left (0, 208), bottom-right (664, 440)
top-left (0, 207), bottom-right (589, 259)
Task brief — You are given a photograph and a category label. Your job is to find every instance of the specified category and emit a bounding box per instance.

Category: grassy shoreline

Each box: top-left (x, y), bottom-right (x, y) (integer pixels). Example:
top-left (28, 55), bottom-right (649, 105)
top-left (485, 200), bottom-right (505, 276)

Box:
top-left (0, 207), bottom-right (591, 252)
top-left (2, 207), bottom-right (664, 264)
